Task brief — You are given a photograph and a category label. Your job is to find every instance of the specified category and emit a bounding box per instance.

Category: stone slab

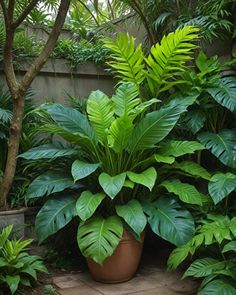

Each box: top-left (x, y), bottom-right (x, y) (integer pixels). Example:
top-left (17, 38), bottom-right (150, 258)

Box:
top-left (57, 286), bottom-right (103, 295)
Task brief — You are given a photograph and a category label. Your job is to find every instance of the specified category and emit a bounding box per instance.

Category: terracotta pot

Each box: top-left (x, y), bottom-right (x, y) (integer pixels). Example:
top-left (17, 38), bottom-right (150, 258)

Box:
top-left (87, 230), bottom-right (144, 283)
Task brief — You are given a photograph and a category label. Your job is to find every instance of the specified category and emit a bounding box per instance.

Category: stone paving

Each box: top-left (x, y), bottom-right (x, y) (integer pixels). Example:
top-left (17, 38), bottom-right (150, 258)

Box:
top-left (52, 252), bottom-right (198, 295)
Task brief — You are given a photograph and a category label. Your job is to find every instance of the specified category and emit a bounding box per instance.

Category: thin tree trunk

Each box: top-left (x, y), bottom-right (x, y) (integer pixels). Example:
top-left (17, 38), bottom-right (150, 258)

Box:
top-left (0, 0), bottom-right (71, 209)
top-left (0, 95), bottom-right (25, 208)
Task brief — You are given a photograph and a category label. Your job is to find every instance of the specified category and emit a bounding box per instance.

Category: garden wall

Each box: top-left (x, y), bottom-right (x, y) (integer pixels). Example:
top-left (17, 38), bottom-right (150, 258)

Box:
top-left (0, 59), bottom-right (116, 105)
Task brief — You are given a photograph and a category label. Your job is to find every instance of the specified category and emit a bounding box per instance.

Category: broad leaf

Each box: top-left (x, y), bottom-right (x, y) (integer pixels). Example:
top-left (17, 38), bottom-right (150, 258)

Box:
top-left (183, 258), bottom-right (226, 278)
top-left (183, 108), bottom-right (206, 134)
top-left (35, 195), bottom-right (76, 242)
top-left (143, 196), bottom-right (195, 246)
top-left (5, 275), bottom-right (20, 294)
top-left (71, 160), bottom-right (100, 181)
top-left (127, 167), bottom-right (157, 191)
top-left (76, 191), bottom-right (105, 221)
top-left (77, 216), bottom-right (123, 264)
top-left (99, 172), bottom-right (126, 199)
top-left (112, 82), bottom-right (140, 117)
top-left (116, 200), bottom-right (147, 237)
top-left (198, 130), bottom-right (236, 169)
top-left (198, 280), bottom-right (236, 295)
top-left (128, 103), bottom-right (187, 152)
top-left (207, 76), bottom-right (236, 112)
top-left (222, 241), bottom-right (236, 253)
top-left (208, 173), bottom-right (236, 204)
top-left (108, 116), bottom-right (134, 153)
top-left (172, 161), bottom-right (211, 180)
top-left (43, 103), bottom-right (96, 140)
top-left (159, 140), bottom-right (204, 157)
top-left (87, 90), bottom-right (114, 143)
top-left (19, 144), bottom-right (77, 160)
top-left (26, 172), bottom-right (74, 199)
top-left (161, 179), bottom-right (203, 205)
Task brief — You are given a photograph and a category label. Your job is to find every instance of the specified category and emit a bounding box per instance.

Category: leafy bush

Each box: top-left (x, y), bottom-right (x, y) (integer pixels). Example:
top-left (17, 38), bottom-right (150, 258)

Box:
top-left (168, 215), bottom-right (236, 294)
top-left (52, 38), bottom-right (110, 67)
top-left (0, 225), bottom-right (47, 295)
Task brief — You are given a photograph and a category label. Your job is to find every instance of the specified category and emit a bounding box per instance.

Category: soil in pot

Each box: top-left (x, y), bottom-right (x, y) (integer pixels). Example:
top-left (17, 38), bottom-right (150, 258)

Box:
top-left (87, 229), bottom-right (144, 283)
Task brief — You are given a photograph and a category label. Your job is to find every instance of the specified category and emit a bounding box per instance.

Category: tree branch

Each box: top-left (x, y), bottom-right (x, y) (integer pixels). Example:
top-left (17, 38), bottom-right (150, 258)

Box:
top-left (0, 0), bottom-right (9, 25)
top-left (12, 0), bottom-right (40, 29)
top-left (20, 0), bottom-right (71, 94)
top-left (8, 0), bottom-right (15, 24)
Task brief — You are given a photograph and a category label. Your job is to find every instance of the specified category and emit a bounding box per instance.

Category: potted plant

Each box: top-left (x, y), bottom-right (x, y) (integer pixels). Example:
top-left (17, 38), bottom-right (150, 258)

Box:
top-left (20, 80), bottom-right (210, 282)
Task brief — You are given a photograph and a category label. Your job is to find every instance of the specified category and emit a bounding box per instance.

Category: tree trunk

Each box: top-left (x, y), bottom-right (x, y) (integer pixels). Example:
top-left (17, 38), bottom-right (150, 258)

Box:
top-left (0, 95), bottom-right (25, 208)
top-left (0, 0), bottom-right (71, 209)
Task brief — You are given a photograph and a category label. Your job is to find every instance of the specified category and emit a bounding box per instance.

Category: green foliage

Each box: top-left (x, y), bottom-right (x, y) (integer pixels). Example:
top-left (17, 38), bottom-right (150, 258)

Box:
top-left (198, 130), bottom-right (236, 169)
top-left (116, 200), bottom-right (147, 237)
top-left (104, 26), bottom-right (199, 96)
top-left (52, 38), bottom-right (110, 67)
top-left (77, 216), bottom-right (123, 265)
top-left (0, 225), bottom-right (47, 294)
top-left (104, 32), bottom-right (145, 87)
top-left (22, 34), bottom-right (210, 263)
top-left (208, 173), bottom-right (236, 205)
top-left (168, 215), bottom-right (236, 294)
top-left (35, 195), bottom-right (77, 243)
top-left (143, 196), bottom-right (195, 246)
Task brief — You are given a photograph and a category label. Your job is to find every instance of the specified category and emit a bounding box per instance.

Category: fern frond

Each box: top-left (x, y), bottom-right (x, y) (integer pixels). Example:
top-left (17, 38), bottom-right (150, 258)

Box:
top-left (103, 33), bottom-right (145, 87)
top-left (145, 26), bottom-right (199, 95)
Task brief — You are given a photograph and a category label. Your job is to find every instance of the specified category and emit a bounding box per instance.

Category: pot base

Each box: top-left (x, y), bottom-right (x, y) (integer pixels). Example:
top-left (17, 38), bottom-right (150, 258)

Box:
top-left (87, 230), bottom-right (144, 283)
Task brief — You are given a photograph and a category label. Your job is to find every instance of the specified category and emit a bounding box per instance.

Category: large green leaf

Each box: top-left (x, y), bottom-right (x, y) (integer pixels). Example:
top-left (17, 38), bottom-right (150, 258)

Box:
top-left (198, 280), bottom-right (236, 295)
top-left (43, 104), bottom-right (96, 140)
top-left (146, 26), bottom-right (199, 94)
top-left (198, 130), bottom-right (236, 169)
top-left (183, 108), bottom-right (206, 134)
top-left (208, 173), bottom-right (236, 204)
top-left (183, 258), bottom-right (226, 278)
top-left (77, 216), bottom-right (123, 264)
top-left (35, 195), bottom-right (76, 243)
top-left (207, 76), bottom-right (236, 112)
top-left (71, 160), bottom-right (100, 181)
top-left (99, 172), bottom-right (126, 199)
top-left (5, 275), bottom-right (20, 294)
top-left (87, 90), bottom-right (114, 144)
top-left (172, 161), bottom-right (211, 180)
top-left (76, 191), bottom-right (105, 221)
top-left (108, 116), bottom-right (134, 153)
top-left (128, 103), bottom-right (186, 152)
top-left (116, 200), bottom-right (147, 237)
top-left (127, 167), bottom-right (157, 191)
top-left (26, 172), bottom-right (74, 199)
top-left (222, 241), bottom-right (236, 253)
top-left (161, 179), bottom-right (203, 205)
top-left (159, 140), bottom-right (204, 157)
top-left (143, 196), bottom-right (195, 246)
top-left (112, 82), bottom-right (140, 118)
top-left (19, 144), bottom-right (77, 160)
top-left (104, 33), bottom-right (145, 86)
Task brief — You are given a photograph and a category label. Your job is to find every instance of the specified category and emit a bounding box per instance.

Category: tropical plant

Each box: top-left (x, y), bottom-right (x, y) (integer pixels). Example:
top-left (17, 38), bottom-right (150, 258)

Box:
top-left (19, 79), bottom-right (210, 264)
top-left (115, 0), bottom-right (235, 44)
top-left (105, 30), bottom-right (236, 171)
top-left (0, 225), bottom-right (47, 295)
top-left (168, 214), bottom-right (236, 294)
top-left (103, 26), bottom-right (199, 97)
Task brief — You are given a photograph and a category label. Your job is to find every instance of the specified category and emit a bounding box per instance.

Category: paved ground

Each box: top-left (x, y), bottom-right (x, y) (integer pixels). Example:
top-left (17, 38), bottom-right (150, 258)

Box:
top-left (52, 247), bottom-right (198, 295)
